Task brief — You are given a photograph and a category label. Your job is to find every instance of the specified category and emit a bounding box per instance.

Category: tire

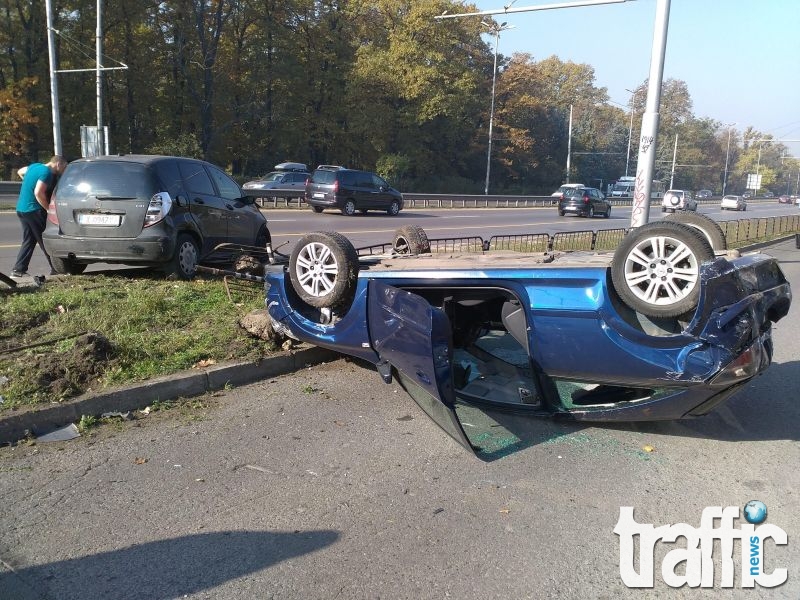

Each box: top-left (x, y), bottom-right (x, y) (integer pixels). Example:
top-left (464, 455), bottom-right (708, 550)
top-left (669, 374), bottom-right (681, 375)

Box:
top-left (393, 225), bottom-right (430, 255)
top-left (387, 199), bottom-right (401, 216)
top-left (311, 206), bottom-right (324, 214)
top-left (164, 233), bottom-right (199, 280)
top-left (289, 231), bottom-right (359, 309)
top-left (341, 200), bottom-right (356, 216)
top-left (587, 206), bottom-right (595, 218)
top-left (605, 206), bottom-right (611, 218)
top-left (51, 256), bottom-right (88, 275)
top-left (662, 211), bottom-right (727, 251)
top-left (611, 221), bottom-right (714, 318)
top-left (559, 210), bottom-right (566, 217)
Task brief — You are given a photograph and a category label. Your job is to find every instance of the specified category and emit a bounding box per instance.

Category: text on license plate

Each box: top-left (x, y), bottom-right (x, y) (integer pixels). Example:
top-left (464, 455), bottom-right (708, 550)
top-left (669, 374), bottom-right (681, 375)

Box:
top-left (312, 192), bottom-right (325, 199)
top-left (78, 214), bottom-right (121, 226)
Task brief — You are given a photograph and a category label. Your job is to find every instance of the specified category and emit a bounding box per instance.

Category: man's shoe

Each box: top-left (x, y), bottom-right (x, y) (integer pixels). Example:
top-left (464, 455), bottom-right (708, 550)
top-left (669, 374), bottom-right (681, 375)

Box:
top-left (10, 270), bottom-right (27, 278)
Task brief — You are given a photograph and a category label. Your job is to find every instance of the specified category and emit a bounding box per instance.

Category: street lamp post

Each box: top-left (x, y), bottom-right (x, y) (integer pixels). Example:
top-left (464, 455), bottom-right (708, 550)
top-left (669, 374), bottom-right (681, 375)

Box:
top-left (482, 21), bottom-right (511, 195)
top-left (722, 123), bottom-right (736, 196)
top-left (624, 87), bottom-right (639, 178)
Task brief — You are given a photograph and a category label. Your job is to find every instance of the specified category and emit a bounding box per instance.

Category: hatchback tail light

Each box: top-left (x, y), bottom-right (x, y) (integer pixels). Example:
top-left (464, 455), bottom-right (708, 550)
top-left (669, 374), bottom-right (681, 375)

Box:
top-left (333, 179), bottom-right (339, 193)
top-left (143, 192), bottom-right (172, 227)
top-left (46, 198), bottom-right (59, 225)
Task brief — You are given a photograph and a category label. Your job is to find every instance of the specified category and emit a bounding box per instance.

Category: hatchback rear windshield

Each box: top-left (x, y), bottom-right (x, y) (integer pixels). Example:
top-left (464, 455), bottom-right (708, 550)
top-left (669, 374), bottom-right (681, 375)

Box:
top-left (56, 161), bottom-right (158, 201)
top-left (311, 170), bottom-right (337, 184)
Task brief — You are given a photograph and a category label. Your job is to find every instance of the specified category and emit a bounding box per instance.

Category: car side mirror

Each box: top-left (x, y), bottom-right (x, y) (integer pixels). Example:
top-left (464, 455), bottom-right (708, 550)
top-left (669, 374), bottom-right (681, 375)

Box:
top-left (239, 195), bottom-right (256, 205)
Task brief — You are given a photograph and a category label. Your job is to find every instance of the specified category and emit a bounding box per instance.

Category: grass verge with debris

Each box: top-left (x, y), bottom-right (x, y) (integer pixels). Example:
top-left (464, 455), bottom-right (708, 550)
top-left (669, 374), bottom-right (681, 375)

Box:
top-left (1, 273), bottom-right (276, 411)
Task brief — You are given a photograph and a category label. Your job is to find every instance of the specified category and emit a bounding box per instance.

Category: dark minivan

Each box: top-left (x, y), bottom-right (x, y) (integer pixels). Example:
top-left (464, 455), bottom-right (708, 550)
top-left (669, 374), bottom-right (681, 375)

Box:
top-left (43, 155), bottom-right (269, 278)
top-left (305, 165), bottom-right (403, 216)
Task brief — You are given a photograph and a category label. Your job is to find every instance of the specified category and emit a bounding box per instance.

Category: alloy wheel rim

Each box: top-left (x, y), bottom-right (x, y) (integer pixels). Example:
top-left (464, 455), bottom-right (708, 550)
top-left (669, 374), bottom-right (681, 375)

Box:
top-left (294, 242), bottom-right (339, 297)
top-left (622, 234), bottom-right (700, 306)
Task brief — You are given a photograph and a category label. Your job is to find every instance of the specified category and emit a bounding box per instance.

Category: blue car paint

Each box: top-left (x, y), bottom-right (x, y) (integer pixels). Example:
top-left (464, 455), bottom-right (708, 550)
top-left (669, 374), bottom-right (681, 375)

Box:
top-left (265, 252), bottom-right (790, 425)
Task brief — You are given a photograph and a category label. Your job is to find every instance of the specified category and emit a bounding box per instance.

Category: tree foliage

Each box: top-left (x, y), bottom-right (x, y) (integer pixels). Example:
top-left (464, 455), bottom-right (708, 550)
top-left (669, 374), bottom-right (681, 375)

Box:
top-left (0, 0), bottom-right (792, 194)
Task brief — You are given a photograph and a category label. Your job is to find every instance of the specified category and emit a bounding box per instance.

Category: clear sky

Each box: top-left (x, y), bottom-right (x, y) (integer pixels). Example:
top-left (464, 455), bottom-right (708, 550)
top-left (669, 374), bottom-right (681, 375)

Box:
top-left (472, 0), bottom-right (800, 156)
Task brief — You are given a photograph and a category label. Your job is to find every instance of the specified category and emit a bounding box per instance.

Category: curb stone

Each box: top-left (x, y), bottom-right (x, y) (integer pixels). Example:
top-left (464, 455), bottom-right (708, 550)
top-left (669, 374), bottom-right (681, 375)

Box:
top-left (0, 346), bottom-right (339, 444)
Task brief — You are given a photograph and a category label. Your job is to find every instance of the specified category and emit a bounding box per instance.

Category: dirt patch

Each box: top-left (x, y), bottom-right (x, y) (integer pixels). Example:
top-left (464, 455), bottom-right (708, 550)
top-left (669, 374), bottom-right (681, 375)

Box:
top-left (1, 311), bottom-right (50, 338)
top-left (31, 332), bottom-right (117, 398)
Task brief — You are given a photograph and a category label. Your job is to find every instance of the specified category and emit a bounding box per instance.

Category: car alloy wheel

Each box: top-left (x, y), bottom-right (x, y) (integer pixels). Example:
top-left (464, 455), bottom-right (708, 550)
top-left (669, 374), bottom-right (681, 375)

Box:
top-left (611, 222), bottom-right (714, 318)
top-left (387, 200), bottom-right (400, 216)
top-left (289, 231), bottom-right (359, 309)
top-left (341, 200), bottom-right (356, 216)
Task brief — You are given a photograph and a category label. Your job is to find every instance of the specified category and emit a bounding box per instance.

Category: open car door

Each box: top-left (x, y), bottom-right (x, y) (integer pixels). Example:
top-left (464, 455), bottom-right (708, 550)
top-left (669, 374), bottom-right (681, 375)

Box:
top-left (368, 281), bottom-right (473, 452)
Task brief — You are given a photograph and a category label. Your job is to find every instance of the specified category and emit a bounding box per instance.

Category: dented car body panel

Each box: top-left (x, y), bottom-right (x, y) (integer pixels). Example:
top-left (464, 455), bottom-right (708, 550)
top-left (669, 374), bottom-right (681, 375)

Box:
top-left (265, 246), bottom-right (790, 451)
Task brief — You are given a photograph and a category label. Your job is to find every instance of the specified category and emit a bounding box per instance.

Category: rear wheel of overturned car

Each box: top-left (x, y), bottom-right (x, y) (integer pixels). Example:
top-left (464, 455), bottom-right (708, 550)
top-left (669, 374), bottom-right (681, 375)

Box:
top-left (341, 200), bottom-right (356, 216)
top-left (662, 211), bottom-right (727, 251)
top-left (51, 256), bottom-right (88, 275)
top-left (393, 225), bottom-right (430, 255)
top-left (289, 231), bottom-right (359, 309)
top-left (164, 233), bottom-right (199, 280)
top-left (611, 221), bottom-right (715, 318)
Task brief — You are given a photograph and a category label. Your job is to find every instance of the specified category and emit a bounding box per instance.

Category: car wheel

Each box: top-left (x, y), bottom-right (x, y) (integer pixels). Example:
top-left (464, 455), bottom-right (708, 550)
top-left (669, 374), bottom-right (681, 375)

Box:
top-left (289, 231), bottom-right (359, 309)
top-left (662, 211), bottom-right (727, 251)
top-left (393, 225), bottom-right (430, 255)
top-left (341, 200), bottom-right (356, 216)
top-left (51, 256), bottom-right (88, 275)
top-left (587, 206), bottom-right (595, 218)
top-left (311, 206), bottom-right (324, 214)
top-left (610, 221), bottom-right (714, 318)
top-left (164, 233), bottom-right (199, 280)
top-left (558, 210), bottom-right (566, 217)
top-left (605, 206), bottom-right (612, 218)
top-left (387, 200), bottom-right (401, 216)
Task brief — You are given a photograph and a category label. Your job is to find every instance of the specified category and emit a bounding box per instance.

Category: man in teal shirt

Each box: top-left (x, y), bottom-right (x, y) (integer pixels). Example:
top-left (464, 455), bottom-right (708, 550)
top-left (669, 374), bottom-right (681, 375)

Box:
top-left (11, 155), bottom-right (67, 277)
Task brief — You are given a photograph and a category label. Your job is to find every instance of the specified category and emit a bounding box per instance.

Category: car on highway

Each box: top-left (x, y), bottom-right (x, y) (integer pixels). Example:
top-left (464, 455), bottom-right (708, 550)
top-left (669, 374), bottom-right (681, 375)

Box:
top-left (778, 194), bottom-right (792, 204)
top-left (720, 194), bottom-right (747, 211)
top-left (305, 165), bottom-right (404, 216)
top-left (264, 221), bottom-right (791, 454)
top-left (661, 189), bottom-right (697, 213)
top-left (43, 155), bottom-right (270, 279)
top-left (696, 189), bottom-right (713, 199)
top-left (557, 186), bottom-right (611, 218)
top-left (242, 162), bottom-right (309, 198)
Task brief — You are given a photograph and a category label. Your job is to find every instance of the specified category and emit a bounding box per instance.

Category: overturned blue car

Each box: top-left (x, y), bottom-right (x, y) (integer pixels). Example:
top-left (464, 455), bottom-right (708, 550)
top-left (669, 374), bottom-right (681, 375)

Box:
top-left (264, 219), bottom-right (791, 453)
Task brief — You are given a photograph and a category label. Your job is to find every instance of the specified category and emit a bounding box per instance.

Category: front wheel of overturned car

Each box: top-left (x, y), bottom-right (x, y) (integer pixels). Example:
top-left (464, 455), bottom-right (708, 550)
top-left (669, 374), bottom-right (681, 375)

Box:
top-left (289, 231), bottom-right (359, 309)
top-left (662, 211), bottom-right (727, 251)
top-left (611, 221), bottom-right (715, 319)
top-left (393, 225), bottom-right (430, 255)
top-left (51, 256), bottom-right (88, 275)
top-left (164, 233), bottom-right (199, 280)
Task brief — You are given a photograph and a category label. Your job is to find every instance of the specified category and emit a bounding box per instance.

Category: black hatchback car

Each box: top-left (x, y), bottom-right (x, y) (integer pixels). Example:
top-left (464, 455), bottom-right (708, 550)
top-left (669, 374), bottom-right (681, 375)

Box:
top-left (43, 155), bottom-right (269, 278)
top-left (557, 186), bottom-right (611, 218)
top-left (305, 166), bottom-right (404, 216)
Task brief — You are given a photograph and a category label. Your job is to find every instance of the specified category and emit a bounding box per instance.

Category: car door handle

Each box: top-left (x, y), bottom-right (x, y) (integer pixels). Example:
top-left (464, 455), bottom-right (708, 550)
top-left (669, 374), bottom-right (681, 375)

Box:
top-left (194, 198), bottom-right (205, 204)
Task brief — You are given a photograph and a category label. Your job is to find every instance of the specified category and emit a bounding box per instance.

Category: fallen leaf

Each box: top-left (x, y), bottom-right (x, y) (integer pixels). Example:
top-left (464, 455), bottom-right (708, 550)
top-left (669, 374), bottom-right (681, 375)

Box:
top-left (193, 358), bottom-right (217, 369)
top-left (134, 457), bottom-right (148, 465)
top-left (499, 507), bottom-right (510, 514)
top-left (643, 445), bottom-right (655, 453)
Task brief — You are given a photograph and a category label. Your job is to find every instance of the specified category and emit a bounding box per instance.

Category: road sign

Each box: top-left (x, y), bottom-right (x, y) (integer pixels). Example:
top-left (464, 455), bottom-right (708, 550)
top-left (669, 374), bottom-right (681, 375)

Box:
top-left (746, 173), bottom-right (762, 190)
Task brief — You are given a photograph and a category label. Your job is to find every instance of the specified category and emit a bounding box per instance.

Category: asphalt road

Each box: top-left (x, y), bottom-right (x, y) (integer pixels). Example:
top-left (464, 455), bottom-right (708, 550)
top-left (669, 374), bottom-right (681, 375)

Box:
top-left (1, 239), bottom-right (798, 599)
top-left (1, 201), bottom-right (797, 276)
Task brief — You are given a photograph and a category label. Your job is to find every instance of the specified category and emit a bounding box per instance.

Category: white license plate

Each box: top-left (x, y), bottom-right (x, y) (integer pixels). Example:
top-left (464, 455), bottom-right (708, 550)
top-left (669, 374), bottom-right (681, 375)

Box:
top-left (78, 214), bottom-right (121, 226)
top-left (312, 192), bottom-right (325, 199)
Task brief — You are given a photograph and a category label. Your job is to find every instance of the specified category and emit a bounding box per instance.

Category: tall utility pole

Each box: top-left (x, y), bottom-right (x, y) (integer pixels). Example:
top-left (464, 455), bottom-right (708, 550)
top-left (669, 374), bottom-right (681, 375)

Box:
top-left (566, 104), bottom-right (573, 183)
top-left (45, 0), bottom-right (62, 155)
top-left (482, 21), bottom-right (511, 195)
top-left (722, 123), bottom-right (736, 196)
top-left (631, 0), bottom-right (671, 228)
top-left (669, 134), bottom-right (678, 188)
top-left (96, 0), bottom-right (104, 155)
top-left (624, 88), bottom-right (639, 178)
